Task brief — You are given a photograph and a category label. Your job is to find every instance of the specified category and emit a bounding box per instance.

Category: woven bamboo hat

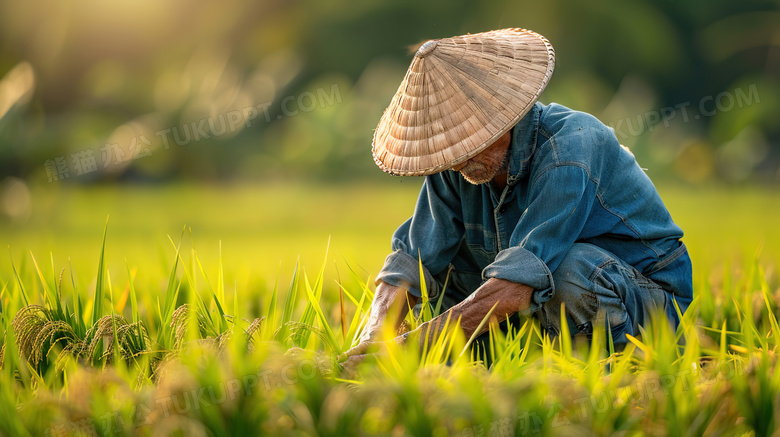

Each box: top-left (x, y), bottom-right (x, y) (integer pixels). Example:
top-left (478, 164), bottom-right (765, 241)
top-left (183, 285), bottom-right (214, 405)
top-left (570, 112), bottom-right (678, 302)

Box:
top-left (372, 28), bottom-right (555, 176)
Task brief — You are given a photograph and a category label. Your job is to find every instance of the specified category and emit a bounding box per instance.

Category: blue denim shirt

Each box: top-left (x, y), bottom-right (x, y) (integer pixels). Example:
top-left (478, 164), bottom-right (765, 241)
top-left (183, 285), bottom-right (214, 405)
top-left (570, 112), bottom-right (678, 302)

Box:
top-left (376, 102), bottom-right (693, 315)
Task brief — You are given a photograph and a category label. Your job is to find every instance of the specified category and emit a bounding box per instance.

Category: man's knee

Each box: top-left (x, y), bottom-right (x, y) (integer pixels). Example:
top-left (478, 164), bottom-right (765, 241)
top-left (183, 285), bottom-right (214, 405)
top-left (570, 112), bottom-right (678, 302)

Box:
top-left (543, 243), bottom-right (628, 338)
top-left (553, 243), bottom-right (614, 282)
top-left (540, 287), bottom-right (599, 337)
top-left (549, 243), bottom-right (611, 306)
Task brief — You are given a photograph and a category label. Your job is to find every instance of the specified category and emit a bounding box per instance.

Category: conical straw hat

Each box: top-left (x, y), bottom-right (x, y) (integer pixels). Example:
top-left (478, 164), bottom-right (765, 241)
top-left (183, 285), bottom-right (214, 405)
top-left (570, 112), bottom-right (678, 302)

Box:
top-left (372, 28), bottom-right (555, 176)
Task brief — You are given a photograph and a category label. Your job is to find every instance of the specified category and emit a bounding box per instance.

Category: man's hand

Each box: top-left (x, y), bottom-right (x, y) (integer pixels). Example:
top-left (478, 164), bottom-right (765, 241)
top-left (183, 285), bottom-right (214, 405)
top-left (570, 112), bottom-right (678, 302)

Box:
top-left (337, 276), bottom-right (532, 379)
top-left (410, 278), bottom-right (533, 349)
top-left (339, 280), bottom-right (418, 361)
top-left (339, 353), bottom-right (369, 379)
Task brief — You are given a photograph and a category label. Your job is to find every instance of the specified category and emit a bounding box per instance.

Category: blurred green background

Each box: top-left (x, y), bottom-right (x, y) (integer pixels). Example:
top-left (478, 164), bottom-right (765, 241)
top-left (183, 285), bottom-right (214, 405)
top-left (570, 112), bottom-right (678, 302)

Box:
top-left (0, 0), bottom-right (779, 292)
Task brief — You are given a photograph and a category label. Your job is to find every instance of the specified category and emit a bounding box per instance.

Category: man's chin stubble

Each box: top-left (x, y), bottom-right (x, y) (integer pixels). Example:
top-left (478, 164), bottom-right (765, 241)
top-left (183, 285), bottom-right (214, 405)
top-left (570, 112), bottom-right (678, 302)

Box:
top-left (459, 157), bottom-right (508, 185)
top-left (460, 166), bottom-right (497, 185)
top-left (461, 174), bottom-right (493, 185)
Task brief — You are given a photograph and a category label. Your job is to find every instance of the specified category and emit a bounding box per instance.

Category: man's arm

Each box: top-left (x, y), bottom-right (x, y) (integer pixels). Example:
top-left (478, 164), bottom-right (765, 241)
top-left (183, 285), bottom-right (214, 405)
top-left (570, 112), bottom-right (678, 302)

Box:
top-left (342, 277), bottom-right (531, 361)
top-left (377, 172), bottom-right (465, 300)
top-left (407, 278), bottom-right (532, 348)
top-left (342, 173), bottom-right (463, 360)
top-left (342, 280), bottom-right (419, 358)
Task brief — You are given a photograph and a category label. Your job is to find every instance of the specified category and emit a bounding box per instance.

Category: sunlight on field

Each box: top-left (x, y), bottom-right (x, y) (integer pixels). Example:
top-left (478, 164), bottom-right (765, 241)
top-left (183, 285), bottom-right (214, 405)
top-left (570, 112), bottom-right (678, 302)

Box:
top-left (1, 181), bottom-right (419, 292)
top-left (2, 180), bottom-right (779, 324)
top-left (2, 181), bottom-right (778, 281)
top-left (660, 184), bottom-right (780, 280)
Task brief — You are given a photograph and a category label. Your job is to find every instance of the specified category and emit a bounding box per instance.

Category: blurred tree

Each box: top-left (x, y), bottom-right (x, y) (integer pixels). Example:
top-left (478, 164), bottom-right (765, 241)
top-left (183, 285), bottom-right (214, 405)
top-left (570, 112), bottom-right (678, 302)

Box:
top-left (0, 0), bottom-right (777, 183)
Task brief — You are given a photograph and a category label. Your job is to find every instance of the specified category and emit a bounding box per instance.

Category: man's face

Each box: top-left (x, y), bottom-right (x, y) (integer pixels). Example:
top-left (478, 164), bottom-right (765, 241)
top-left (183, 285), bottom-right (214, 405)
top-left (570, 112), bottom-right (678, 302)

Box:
top-left (450, 130), bottom-right (512, 185)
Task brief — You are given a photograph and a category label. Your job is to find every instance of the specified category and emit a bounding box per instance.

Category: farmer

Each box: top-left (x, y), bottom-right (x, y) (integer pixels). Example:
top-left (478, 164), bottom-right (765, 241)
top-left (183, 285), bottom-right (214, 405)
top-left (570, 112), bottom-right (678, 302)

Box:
top-left (344, 29), bottom-right (692, 362)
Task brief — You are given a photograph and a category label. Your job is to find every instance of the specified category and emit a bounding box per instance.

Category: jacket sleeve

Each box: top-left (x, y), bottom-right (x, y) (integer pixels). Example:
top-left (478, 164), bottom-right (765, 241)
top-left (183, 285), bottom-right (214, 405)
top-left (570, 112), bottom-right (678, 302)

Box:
top-left (482, 164), bottom-right (597, 315)
top-left (375, 172), bottom-right (465, 299)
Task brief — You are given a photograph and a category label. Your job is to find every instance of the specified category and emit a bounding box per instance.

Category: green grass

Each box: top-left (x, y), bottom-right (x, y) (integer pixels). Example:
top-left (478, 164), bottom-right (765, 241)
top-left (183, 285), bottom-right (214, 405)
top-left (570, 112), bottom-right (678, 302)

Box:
top-left (1, 181), bottom-right (780, 436)
top-left (3, 181), bottom-right (779, 278)
top-left (1, 181), bottom-right (423, 295)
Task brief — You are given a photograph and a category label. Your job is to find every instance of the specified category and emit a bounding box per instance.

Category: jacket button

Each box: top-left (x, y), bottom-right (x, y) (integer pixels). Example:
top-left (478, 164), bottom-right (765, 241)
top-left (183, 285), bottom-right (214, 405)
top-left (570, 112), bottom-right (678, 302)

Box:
top-left (499, 206), bottom-right (507, 213)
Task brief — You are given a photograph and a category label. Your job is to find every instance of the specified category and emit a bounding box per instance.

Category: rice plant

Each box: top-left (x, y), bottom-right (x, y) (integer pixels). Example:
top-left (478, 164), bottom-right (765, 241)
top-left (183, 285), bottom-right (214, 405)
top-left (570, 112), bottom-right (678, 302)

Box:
top-left (0, 222), bottom-right (779, 436)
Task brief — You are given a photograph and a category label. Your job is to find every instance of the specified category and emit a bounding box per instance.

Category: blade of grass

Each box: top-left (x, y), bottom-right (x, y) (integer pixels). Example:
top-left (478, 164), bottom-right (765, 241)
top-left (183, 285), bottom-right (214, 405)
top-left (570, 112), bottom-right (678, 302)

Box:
top-left (625, 333), bottom-right (650, 355)
top-left (433, 265), bottom-right (453, 317)
top-left (426, 311), bottom-right (454, 365)
top-left (30, 252), bottom-right (64, 320)
top-left (91, 217), bottom-right (110, 327)
top-left (232, 280), bottom-right (240, 332)
top-left (335, 264), bottom-right (347, 340)
top-left (418, 254), bottom-right (432, 323)
top-left (107, 269), bottom-right (122, 367)
top-left (304, 272), bottom-right (341, 352)
top-left (277, 259), bottom-right (301, 341)
top-left (217, 241), bottom-right (225, 308)
top-left (125, 260), bottom-right (145, 347)
top-left (559, 302), bottom-right (572, 358)
top-left (293, 240), bottom-right (330, 347)
top-left (295, 267), bottom-right (327, 348)
top-left (191, 248), bottom-right (226, 334)
top-left (50, 253), bottom-right (72, 325)
top-left (69, 258), bottom-right (85, 338)
top-left (459, 300), bottom-right (500, 357)
top-left (155, 229), bottom-right (185, 348)
top-left (343, 261), bottom-right (375, 302)
top-left (758, 266), bottom-right (780, 347)
top-left (8, 247), bottom-right (30, 307)
top-left (344, 286), bottom-right (370, 349)
top-left (260, 264), bottom-right (281, 342)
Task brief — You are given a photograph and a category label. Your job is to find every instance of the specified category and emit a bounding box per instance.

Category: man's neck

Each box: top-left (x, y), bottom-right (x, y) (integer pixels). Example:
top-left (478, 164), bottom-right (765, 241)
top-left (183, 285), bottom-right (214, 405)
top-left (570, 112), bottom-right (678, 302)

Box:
top-left (491, 168), bottom-right (508, 192)
top-left (490, 150), bottom-right (511, 192)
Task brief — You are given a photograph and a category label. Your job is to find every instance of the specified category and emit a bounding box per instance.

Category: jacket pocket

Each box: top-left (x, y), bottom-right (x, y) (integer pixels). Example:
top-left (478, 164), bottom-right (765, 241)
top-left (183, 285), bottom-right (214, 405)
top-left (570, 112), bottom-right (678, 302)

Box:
top-left (464, 223), bottom-right (497, 260)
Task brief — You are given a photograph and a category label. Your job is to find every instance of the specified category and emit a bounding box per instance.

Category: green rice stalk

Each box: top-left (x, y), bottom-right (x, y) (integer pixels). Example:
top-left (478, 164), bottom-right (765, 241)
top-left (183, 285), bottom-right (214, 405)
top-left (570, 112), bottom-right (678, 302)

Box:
top-left (29, 253), bottom-right (67, 324)
top-left (78, 314), bottom-right (149, 365)
top-left (91, 217), bottom-right (109, 327)
top-left (245, 316), bottom-right (265, 349)
top-left (192, 245), bottom-right (228, 335)
top-left (277, 259), bottom-right (301, 342)
top-left (758, 266), bottom-right (780, 348)
top-left (179, 248), bottom-right (219, 337)
top-left (260, 265), bottom-right (280, 342)
top-left (418, 254), bottom-right (432, 323)
top-left (459, 300), bottom-right (500, 358)
top-left (124, 260), bottom-right (145, 350)
top-left (68, 258), bottom-right (86, 339)
top-left (232, 280), bottom-right (240, 332)
top-left (8, 249), bottom-right (30, 308)
top-left (422, 311), bottom-right (456, 365)
top-left (302, 271), bottom-right (339, 352)
top-left (292, 242), bottom-right (329, 348)
top-left (10, 305), bottom-right (82, 372)
top-left (155, 229), bottom-right (185, 349)
top-left (170, 304), bottom-right (211, 349)
top-left (433, 265), bottom-right (453, 318)
top-left (335, 264), bottom-right (347, 340)
top-left (343, 282), bottom-right (370, 350)
top-left (217, 241), bottom-right (225, 307)
top-left (559, 302), bottom-right (572, 359)
top-left (286, 321), bottom-right (340, 353)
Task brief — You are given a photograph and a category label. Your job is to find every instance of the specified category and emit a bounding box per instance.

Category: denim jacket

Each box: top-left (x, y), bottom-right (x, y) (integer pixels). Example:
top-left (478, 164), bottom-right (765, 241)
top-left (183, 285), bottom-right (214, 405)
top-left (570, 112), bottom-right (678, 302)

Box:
top-left (376, 102), bottom-right (693, 315)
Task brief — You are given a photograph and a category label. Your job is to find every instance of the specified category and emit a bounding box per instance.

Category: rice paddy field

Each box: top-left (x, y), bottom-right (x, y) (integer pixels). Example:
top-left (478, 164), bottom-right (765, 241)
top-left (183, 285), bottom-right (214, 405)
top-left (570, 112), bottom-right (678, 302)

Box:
top-left (2, 181), bottom-right (780, 436)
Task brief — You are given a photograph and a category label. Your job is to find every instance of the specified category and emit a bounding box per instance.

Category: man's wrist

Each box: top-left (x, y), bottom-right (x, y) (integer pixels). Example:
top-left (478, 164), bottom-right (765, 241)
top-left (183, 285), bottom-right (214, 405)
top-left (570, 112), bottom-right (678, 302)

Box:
top-left (481, 278), bottom-right (533, 314)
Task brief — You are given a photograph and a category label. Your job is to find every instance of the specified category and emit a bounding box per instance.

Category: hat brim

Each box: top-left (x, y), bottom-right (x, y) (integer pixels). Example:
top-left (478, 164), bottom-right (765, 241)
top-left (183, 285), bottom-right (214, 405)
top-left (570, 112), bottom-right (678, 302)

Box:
top-left (372, 28), bottom-right (555, 176)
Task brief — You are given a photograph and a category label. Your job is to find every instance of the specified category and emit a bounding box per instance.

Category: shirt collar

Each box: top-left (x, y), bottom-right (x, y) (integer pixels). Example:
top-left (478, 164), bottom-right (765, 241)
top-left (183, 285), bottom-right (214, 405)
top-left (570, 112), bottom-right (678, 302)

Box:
top-left (507, 102), bottom-right (543, 186)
